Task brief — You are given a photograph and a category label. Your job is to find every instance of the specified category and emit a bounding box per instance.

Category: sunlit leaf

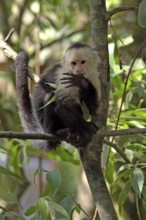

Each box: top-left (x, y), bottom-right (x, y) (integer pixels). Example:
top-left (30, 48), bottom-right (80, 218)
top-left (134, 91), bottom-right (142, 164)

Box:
top-left (25, 206), bottom-right (36, 216)
top-left (45, 82), bottom-right (57, 89)
top-left (33, 168), bottom-right (44, 188)
top-left (74, 203), bottom-right (82, 214)
top-left (130, 168), bottom-right (144, 198)
top-left (117, 35), bottom-right (134, 47)
top-left (22, 144), bottom-right (29, 164)
top-left (138, 0), bottom-right (146, 27)
top-left (37, 198), bottom-right (50, 218)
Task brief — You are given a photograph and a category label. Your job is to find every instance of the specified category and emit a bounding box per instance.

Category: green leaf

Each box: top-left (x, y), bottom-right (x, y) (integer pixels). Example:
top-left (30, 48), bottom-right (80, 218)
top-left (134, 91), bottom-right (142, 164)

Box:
top-left (0, 165), bottom-right (21, 180)
top-left (49, 147), bottom-right (80, 165)
top-left (37, 198), bottom-right (50, 218)
top-left (118, 180), bottom-right (131, 212)
top-left (142, 186), bottom-right (146, 203)
top-left (74, 203), bottom-right (82, 214)
top-left (112, 168), bottom-right (133, 194)
top-left (0, 191), bottom-right (19, 204)
top-left (46, 169), bottom-right (61, 197)
top-left (57, 196), bottom-right (73, 218)
top-left (45, 82), bottom-right (57, 89)
top-left (105, 156), bottom-right (114, 184)
top-left (49, 201), bottom-right (69, 217)
top-left (130, 168), bottom-right (144, 198)
top-left (22, 144), bottom-right (29, 164)
top-left (25, 206), bottom-right (36, 216)
top-left (138, 0), bottom-right (146, 27)
top-left (39, 95), bottom-right (56, 109)
top-left (33, 168), bottom-right (41, 188)
top-left (126, 143), bottom-right (146, 152)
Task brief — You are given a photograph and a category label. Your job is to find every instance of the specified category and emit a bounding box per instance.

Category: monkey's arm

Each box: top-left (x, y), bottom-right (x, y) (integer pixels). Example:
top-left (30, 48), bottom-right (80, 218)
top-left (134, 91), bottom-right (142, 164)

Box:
top-left (61, 73), bottom-right (98, 115)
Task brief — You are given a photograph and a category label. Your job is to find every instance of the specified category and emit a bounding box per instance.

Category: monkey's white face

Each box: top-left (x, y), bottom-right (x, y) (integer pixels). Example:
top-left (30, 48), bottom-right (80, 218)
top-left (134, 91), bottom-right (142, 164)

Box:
top-left (64, 48), bottom-right (97, 77)
top-left (70, 59), bottom-right (87, 75)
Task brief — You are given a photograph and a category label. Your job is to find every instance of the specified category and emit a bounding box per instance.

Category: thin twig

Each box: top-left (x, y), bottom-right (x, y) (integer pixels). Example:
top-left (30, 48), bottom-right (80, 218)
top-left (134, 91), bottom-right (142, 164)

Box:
top-left (4, 28), bottom-right (15, 42)
top-left (115, 38), bottom-right (146, 130)
top-left (104, 140), bottom-right (130, 163)
top-left (92, 208), bottom-right (98, 220)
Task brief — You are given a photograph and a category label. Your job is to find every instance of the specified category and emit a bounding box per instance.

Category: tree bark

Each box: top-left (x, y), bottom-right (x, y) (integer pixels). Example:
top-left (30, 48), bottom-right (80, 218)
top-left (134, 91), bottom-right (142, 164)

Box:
top-left (80, 1), bottom-right (118, 219)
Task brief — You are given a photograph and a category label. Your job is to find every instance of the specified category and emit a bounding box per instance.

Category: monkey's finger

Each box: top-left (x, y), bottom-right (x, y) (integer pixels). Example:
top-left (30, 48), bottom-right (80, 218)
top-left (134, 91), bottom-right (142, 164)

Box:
top-left (60, 77), bottom-right (73, 81)
top-left (61, 80), bottom-right (73, 85)
top-left (64, 83), bottom-right (75, 88)
top-left (63, 72), bottom-right (74, 76)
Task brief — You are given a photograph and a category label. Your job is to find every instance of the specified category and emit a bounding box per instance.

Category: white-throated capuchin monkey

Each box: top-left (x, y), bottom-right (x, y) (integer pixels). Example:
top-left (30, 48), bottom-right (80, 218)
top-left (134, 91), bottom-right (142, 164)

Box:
top-left (14, 42), bottom-right (101, 150)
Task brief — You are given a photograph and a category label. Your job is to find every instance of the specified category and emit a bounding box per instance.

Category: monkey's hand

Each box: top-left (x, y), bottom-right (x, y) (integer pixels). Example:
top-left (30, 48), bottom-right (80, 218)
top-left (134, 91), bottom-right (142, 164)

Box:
top-left (61, 73), bottom-right (89, 89)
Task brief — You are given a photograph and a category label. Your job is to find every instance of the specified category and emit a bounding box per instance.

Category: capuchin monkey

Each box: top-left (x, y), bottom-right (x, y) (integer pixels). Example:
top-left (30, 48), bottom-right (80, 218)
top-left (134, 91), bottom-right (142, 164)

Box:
top-left (14, 42), bottom-right (101, 150)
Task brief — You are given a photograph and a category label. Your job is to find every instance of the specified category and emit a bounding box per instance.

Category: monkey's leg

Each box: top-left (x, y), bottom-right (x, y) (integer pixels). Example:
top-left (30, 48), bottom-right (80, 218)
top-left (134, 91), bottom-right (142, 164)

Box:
top-left (55, 102), bottom-right (95, 147)
top-left (43, 104), bottom-right (67, 149)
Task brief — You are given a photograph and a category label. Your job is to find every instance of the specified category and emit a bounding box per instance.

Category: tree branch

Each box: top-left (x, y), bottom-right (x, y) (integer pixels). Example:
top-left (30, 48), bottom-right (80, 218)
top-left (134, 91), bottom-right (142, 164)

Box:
top-left (0, 128), bottom-right (146, 140)
top-left (104, 140), bottom-right (130, 164)
top-left (84, 1), bottom-right (118, 219)
top-left (1, 127), bottom-right (144, 165)
top-left (0, 39), bottom-right (17, 60)
top-left (0, 29), bottom-right (39, 83)
top-left (0, 131), bottom-right (59, 141)
top-left (108, 6), bottom-right (138, 19)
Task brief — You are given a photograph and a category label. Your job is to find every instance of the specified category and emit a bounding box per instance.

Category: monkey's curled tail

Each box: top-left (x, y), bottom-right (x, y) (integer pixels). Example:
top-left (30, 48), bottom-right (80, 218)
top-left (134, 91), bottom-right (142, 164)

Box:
top-left (14, 52), bottom-right (48, 150)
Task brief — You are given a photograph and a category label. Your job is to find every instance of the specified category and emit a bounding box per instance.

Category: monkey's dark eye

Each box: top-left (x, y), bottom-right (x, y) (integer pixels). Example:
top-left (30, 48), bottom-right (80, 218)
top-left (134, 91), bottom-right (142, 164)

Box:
top-left (71, 61), bottom-right (77, 65)
top-left (81, 60), bottom-right (86, 64)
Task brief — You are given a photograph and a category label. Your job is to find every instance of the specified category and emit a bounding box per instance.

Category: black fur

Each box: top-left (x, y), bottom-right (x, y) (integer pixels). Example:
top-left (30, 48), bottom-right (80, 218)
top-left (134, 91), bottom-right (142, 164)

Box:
top-left (66, 42), bottom-right (91, 50)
